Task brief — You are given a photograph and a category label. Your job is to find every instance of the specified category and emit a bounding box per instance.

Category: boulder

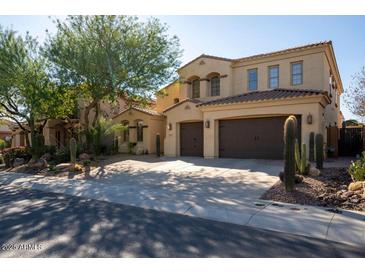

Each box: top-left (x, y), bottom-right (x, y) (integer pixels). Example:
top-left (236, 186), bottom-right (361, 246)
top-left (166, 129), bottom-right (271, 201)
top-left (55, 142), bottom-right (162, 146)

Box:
top-left (348, 181), bottom-right (365, 191)
top-left (278, 171), bottom-right (303, 184)
top-left (13, 158), bottom-right (25, 167)
top-left (79, 153), bottom-right (91, 161)
top-left (30, 158), bottom-right (48, 169)
top-left (40, 153), bottom-right (52, 161)
top-left (309, 166), bottom-right (321, 177)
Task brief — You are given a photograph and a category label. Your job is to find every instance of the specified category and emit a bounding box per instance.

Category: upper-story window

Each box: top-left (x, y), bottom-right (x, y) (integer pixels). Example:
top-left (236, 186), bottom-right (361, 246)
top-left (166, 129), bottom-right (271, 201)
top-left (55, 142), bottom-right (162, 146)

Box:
top-left (210, 76), bottom-right (220, 96)
top-left (291, 61), bottom-right (303, 85)
top-left (192, 79), bottom-right (200, 98)
top-left (268, 65), bottom-right (279, 88)
top-left (248, 68), bottom-right (258, 91)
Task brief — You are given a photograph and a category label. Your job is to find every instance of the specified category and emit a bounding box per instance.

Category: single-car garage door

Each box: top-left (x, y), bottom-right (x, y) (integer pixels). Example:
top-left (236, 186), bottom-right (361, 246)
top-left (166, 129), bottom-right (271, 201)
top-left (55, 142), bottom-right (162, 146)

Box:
top-left (219, 116), bottom-right (301, 159)
top-left (180, 122), bottom-right (203, 156)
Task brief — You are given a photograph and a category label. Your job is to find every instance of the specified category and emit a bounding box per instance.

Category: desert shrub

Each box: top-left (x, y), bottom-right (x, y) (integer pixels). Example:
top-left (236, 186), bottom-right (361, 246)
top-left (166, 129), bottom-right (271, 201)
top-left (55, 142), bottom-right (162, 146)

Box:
top-left (2, 147), bottom-right (31, 167)
top-left (82, 159), bottom-right (91, 166)
top-left (348, 151), bottom-right (365, 181)
top-left (44, 145), bottom-right (57, 155)
top-left (54, 147), bottom-right (70, 164)
top-left (0, 139), bottom-right (5, 151)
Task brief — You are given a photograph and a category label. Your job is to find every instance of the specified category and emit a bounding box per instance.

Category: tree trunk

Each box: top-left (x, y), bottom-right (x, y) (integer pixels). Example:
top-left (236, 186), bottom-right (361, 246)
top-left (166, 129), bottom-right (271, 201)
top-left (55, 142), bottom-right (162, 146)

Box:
top-left (83, 99), bottom-right (98, 152)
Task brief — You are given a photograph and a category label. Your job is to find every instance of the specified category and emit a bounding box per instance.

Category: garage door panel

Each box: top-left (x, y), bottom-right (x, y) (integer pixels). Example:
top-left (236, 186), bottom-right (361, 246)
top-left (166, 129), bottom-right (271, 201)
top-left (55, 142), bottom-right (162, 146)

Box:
top-left (180, 122), bottom-right (203, 157)
top-left (219, 116), bottom-right (301, 159)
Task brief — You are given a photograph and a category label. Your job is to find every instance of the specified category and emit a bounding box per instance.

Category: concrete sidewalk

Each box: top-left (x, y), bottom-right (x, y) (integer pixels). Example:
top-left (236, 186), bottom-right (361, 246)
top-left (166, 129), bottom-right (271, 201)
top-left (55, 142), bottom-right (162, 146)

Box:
top-left (1, 171), bottom-right (365, 247)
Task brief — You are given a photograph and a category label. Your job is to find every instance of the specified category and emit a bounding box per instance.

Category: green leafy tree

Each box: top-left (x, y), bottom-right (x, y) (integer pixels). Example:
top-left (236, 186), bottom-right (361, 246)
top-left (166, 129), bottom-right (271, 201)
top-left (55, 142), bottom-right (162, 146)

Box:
top-left (45, 16), bottom-right (182, 141)
top-left (345, 67), bottom-right (365, 119)
top-left (0, 27), bottom-right (75, 159)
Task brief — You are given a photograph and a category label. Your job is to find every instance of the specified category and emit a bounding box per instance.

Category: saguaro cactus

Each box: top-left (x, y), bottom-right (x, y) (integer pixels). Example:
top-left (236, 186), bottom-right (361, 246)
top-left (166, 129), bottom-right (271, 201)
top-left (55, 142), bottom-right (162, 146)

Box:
top-left (294, 141), bottom-right (309, 175)
top-left (309, 132), bottom-right (315, 162)
top-left (156, 134), bottom-right (161, 157)
top-left (315, 133), bottom-right (324, 169)
top-left (70, 137), bottom-right (77, 166)
top-left (284, 116), bottom-right (297, 192)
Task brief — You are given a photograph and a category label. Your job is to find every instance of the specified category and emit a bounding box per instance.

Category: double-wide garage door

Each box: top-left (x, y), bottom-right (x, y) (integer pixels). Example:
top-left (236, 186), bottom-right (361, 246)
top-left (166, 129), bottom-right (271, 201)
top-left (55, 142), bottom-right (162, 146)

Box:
top-left (219, 116), bottom-right (301, 159)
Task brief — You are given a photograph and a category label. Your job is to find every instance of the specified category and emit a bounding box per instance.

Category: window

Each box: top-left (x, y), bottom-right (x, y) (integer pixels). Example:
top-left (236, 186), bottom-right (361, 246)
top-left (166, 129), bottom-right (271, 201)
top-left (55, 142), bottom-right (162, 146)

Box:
top-left (268, 66), bottom-right (279, 88)
top-left (192, 79), bottom-right (200, 98)
top-left (173, 98), bottom-right (179, 104)
top-left (122, 121), bottom-right (129, 142)
top-left (137, 121), bottom-right (143, 142)
top-left (210, 76), bottom-right (220, 96)
top-left (291, 62), bottom-right (303, 85)
top-left (248, 68), bottom-right (258, 91)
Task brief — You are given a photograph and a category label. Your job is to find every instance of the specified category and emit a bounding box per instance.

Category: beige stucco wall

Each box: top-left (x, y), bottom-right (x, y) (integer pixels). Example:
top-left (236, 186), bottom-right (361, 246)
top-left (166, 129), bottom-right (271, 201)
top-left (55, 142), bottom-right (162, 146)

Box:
top-left (232, 49), bottom-right (325, 94)
top-left (112, 109), bottom-right (165, 154)
top-left (163, 96), bottom-right (328, 159)
top-left (164, 101), bottom-right (203, 157)
top-left (156, 82), bottom-right (186, 113)
top-left (178, 57), bottom-right (233, 100)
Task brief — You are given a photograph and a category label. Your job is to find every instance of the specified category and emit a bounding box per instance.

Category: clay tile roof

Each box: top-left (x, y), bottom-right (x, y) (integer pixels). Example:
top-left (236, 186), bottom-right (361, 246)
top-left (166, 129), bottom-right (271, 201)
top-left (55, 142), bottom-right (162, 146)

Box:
top-left (197, 88), bottom-right (327, 107)
top-left (178, 41), bottom-right (331, 71)
top-left (162, 98), bottom-right (202, 113)
top-left (233, 41), bottom-right (331, 62)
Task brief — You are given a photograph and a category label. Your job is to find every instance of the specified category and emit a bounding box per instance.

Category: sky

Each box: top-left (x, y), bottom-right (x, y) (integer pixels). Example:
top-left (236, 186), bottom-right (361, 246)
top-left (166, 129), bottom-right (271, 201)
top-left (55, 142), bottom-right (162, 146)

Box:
top-left (0, 15), bottom-right (363, 121)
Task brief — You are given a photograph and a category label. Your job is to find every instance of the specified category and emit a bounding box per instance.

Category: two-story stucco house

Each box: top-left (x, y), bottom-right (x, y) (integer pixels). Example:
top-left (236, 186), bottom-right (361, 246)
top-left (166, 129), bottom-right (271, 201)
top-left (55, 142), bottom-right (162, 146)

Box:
top-left (148, 41), bottom-right (341, 159)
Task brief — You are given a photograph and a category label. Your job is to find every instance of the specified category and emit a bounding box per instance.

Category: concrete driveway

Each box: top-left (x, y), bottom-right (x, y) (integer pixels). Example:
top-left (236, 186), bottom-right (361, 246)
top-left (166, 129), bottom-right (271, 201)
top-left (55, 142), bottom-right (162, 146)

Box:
top-left (80, 155), bottom-right (282, 204)
top-left (0, 155), bottom-right (282, 222)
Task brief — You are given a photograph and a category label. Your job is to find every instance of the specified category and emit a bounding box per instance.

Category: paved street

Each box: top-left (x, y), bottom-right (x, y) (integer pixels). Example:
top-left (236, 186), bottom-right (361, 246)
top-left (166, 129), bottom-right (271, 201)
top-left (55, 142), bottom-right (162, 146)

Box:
top-left (0, 185), bottom-right (364, 258)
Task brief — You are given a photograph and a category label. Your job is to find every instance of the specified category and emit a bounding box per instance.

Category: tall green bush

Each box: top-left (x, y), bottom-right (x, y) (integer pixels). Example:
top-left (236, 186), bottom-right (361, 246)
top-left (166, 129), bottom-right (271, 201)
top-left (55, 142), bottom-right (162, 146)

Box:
top-left (283, 116), bottom-right (297, 192)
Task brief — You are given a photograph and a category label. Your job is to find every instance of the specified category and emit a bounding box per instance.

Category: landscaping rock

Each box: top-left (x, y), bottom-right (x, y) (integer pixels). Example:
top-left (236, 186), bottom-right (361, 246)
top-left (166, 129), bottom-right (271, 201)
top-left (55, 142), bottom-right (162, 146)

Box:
top-left (13, 158), bottom-right (25, 167)
top-left (341, 191), bottom-right (354, 199)
top-left (295, 174), bottom-right (304, 184)
top-left (29, 158), bottom-right (48, 169)
top-left (278, 172), bottom-right (303, 184)
top-left (309, 166), bottom-right (320, 176)
top-left (348, 181), bottom-right (365, 191)
top-left (40, 153), bottom-right (52, 161)
top-left (79, 153), bottom-right (91, 161)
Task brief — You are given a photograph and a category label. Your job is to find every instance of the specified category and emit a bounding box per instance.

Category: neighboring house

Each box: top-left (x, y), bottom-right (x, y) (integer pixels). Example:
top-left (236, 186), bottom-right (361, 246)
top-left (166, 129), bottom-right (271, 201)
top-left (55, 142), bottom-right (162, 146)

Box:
top-left (0, 120), bottom-right (13, 143)
top-left (157, 41), bottom-right (342, 159)
top-left (112, 106), bottom-right (165, 154)
top-left (10, 96), bottom-right (128, 149)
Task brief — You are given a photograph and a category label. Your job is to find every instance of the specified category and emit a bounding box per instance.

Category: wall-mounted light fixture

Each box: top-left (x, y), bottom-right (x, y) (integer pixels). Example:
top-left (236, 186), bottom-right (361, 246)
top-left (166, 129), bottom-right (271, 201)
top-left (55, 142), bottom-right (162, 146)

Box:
top-left (205, 120), bottom-right (210, 128)
top-left (167, 123), bottom-right (172, 131)
top-left (307, 114), bottom-right (313, 124)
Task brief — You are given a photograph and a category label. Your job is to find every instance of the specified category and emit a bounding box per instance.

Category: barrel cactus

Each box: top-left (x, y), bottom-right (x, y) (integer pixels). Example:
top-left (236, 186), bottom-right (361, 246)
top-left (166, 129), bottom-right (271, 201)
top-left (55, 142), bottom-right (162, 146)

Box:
top-left (315, 133), bottom-right (324, 169)
top-left (156, 134), bottom-right (161, 157)
top-left (283, 116), bottom-right (297, 192)
top-left (309, 132), bottom-right (315, 162)
top-left (69, 137), bottom-right (77, 166)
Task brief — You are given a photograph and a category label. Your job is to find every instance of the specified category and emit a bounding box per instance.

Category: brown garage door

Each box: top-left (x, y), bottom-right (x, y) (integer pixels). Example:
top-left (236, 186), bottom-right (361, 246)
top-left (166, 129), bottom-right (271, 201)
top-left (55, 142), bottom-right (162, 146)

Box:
top-left (180, 122), bottom-right (203, 157)
top-left (219, 116), bottom-right (301, 159)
